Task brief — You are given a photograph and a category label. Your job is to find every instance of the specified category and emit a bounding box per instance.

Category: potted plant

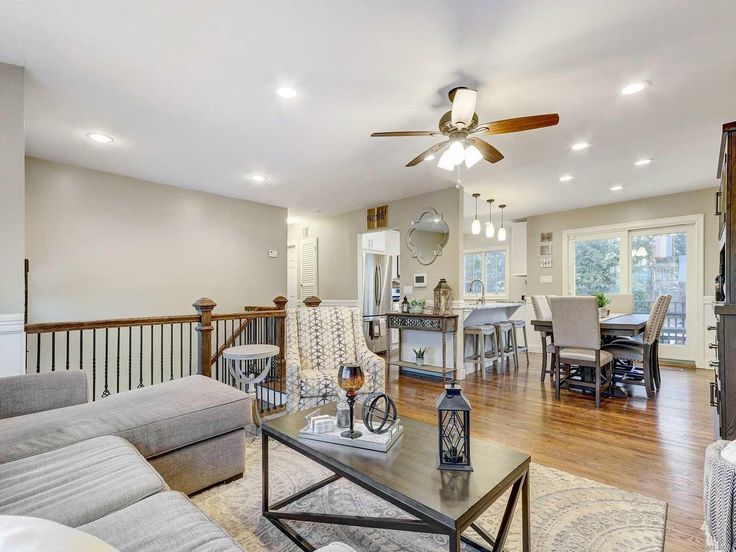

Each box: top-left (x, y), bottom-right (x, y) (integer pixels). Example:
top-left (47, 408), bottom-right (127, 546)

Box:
top-left (413, 347), bottom-right (426, 366)
top-left (409, 298), bottom-right (426, 314)
top-left (594, 292), bottom-right (611, 318)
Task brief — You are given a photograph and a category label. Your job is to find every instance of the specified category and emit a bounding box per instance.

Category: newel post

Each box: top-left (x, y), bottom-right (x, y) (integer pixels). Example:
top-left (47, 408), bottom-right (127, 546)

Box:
top-left (303, 296), bottom-right (322, 307)
top-left (273, 295), bottom-right (288, 310)
top-left (193, 297), bottom-right (216, 377)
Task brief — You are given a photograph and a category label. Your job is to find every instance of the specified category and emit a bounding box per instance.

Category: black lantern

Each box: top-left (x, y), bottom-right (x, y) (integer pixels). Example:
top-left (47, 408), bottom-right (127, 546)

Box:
top-left (436, 382), bottom-right (472, 471)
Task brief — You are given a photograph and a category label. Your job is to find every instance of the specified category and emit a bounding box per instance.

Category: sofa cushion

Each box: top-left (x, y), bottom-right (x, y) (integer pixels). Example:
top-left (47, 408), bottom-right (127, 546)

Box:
top-left (0, 435), bottom-right (166, 527)
top-left (0, 515), bottom-right (118, 551)
top-left (0, 375), bottom-right (249, 464)
top-left (80, 491), bottom-right (243, 552)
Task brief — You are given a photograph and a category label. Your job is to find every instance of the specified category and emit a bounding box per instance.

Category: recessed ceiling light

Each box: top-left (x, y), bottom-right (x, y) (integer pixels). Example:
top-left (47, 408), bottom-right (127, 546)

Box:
top-left (571, 142), bottom-right (590, 151)
top-left (634, 158), bottom-right (653, 166)
top-left (559, 175), bottom-right (574, 182)
top-left (250, 174), bottom-right (268, 183)
top-left (86, 132), bottom-right (114, 143)
top-left (610, 185), bottom-right (624, 191)
top-left (621, 81), bottom-right (650, 95)
top-left (276, 87), bottom-right (297, 99)
top-left (424, 154), bottom-right (436, 161)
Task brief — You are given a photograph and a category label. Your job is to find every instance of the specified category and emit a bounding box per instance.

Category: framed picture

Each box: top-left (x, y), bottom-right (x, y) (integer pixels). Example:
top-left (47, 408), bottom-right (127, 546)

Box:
top-left (540, 244), bottom-right (552, 256)
top-left (539, 257), bottom-right (552, 268)
top-left (540, 232), bottom-right (553, 242)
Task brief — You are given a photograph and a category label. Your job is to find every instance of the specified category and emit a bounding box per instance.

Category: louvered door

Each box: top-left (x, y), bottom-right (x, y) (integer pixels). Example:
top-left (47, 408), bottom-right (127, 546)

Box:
top-left (299, 238), bottom-right (319, 299)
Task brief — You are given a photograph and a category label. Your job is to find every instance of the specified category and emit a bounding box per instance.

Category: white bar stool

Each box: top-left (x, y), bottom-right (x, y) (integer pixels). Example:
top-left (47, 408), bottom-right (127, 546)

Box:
top-left (223, 344), bottom-right (280, 426)
top-left (464, 325), bottom-right (498, 375)
top-left (493, 321), bottom-right (519, 369)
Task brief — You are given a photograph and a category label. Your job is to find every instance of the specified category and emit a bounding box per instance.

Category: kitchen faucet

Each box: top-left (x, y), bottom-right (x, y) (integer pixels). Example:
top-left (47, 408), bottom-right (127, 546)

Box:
top-left (469, 279), bottom-right (486, 305)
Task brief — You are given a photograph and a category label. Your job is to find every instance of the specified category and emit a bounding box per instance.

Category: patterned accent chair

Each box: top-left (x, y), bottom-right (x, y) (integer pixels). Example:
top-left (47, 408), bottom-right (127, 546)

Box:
top-left (285, 306), bottom-right (386, 413)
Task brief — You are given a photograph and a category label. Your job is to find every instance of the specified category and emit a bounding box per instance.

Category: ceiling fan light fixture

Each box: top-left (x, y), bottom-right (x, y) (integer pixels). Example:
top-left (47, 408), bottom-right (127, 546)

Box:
top-left (464, 144), bottom-right (483, 168)
top-left (447, 140), bottom-right (466, 166)
top-left (437, 149), bottom-right (456, 171)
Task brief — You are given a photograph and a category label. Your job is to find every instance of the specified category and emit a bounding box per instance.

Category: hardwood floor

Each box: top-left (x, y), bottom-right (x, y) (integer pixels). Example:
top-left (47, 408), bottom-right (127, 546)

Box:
top-left (386, 353), bottom-right (712, 551)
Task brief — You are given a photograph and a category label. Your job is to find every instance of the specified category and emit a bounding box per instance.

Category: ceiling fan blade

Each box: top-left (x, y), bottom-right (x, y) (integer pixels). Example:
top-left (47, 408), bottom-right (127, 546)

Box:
top-left (469, 137), bottom-right (504, 163)
top-left (406, 141), bottom-right (448, 167)
top-left (371, 131), bottom-right (441, 137)
top-left (450, 88), bottom-right (478, 128)
top-left (475, 114), bottom-right (559, 135)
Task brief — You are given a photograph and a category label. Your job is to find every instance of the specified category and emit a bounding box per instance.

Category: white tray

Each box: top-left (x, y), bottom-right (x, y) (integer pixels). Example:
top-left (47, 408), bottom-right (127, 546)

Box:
top-left (298, 419), bottom-right (403, 453)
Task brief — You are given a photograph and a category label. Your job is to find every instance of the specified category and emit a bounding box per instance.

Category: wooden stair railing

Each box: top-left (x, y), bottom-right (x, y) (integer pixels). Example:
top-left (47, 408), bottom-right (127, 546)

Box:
top-left (25, 296), bottom-right (288, 411)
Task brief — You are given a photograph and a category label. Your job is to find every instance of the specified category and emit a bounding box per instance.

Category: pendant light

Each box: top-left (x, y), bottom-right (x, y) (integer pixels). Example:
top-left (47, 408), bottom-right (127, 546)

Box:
top-left (485, 199), bottom-right (495, 238)
top-left (497, 204), bottom-right (507, 241)
top-left (471, 193), bottom-right (481, 235)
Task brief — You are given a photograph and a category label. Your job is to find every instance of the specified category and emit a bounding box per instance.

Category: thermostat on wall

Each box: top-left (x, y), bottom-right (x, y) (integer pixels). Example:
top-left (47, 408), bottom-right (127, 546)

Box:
top-left (413, 273), bottom-right (427, 288)
top-left (268, 249), bottom-right (278, 258)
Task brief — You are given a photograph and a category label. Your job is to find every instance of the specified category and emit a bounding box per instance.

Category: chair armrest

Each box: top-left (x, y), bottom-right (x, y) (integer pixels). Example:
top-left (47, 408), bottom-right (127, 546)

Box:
top-left (0, 371), bottom-right (88, 419)
top-left (357, 347), bottom-right (386, 394)
top-left (285, 311), bottom-right (302, 413)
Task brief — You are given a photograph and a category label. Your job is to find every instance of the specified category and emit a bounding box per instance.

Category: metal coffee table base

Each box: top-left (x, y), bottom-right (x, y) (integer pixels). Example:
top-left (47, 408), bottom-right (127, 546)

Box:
top-left (262, 434), bottom-right (530, 552)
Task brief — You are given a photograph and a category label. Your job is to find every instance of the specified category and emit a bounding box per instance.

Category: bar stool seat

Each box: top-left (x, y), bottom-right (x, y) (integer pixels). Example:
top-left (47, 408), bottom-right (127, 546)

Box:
top-left (493, 321), bottom-right (519, 370)
top-left (508, 320), bottom-right (530, 365)
top-left (464, 325), bottom-right (498, 375)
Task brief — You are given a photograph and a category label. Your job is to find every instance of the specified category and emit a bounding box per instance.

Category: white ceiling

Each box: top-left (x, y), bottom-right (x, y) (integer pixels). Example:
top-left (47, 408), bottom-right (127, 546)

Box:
top-left (1, 1), bottom-right (735, 223)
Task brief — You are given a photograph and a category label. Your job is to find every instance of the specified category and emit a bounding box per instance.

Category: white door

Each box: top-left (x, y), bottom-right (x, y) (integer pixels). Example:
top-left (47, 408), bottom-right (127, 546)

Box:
top-left (299, 238), bottom-right (319, 299)
top-left (287, 245), bottom-right (298, 304)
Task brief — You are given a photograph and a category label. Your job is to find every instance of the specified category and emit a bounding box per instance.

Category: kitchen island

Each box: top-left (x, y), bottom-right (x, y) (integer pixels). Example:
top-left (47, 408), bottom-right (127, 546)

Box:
top-left (386, 302), bottom-right (525, 380)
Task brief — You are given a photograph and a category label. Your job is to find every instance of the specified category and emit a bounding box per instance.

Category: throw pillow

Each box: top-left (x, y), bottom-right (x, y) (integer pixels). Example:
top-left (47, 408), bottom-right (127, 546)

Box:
top-left (0, 516), bottom-right (118, 551)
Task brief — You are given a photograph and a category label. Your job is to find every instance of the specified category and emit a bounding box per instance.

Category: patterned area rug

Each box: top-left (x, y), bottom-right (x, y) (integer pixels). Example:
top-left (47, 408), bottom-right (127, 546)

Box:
top-left (192, 439), bottom-right (667, 552)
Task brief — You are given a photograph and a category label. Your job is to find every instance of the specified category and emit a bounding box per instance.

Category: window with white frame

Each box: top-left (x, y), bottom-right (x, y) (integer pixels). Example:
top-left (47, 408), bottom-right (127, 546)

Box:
top-left (463, 249), bottom-right (508, 298)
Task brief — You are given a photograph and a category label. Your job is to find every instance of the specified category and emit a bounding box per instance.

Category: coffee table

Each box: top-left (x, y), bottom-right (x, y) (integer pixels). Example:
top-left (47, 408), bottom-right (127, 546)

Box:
top-left (261, 403), bottom-right (530, 552)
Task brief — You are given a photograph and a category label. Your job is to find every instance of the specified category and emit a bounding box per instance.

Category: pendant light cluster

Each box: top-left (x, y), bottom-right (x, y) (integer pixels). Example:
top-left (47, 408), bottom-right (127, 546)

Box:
top-left (471, 193), bottom-right (507, 241)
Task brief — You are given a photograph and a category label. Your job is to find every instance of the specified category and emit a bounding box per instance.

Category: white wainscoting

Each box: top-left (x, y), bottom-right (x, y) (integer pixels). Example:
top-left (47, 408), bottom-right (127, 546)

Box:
top-left (0, 313), bottom-right (24, 377)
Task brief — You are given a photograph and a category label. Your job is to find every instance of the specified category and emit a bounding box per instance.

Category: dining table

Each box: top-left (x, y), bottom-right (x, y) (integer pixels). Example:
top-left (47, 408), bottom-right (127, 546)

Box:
top-left (531, 313), bottom-right (649, 339)
top-left (531, 313), bottom-right (650, 398)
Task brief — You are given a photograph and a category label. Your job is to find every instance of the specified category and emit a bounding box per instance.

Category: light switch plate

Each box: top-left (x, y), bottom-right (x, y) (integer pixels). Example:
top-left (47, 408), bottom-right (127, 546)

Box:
top-left (403, 285), bottom-right (413, 295)
top-left (540, 275), bottom-right (552, 284)
top-left (268, 249), bottom-right (278, 258)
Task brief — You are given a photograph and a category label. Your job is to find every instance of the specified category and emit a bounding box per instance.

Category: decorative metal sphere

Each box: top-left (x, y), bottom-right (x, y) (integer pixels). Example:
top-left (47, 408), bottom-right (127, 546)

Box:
top-left (361, 392), bottom-right (398, 434)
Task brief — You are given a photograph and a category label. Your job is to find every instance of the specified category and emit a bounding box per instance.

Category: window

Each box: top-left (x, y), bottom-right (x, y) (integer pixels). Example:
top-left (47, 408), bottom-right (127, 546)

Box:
top-left (463, 249), bottom-right (508, 298)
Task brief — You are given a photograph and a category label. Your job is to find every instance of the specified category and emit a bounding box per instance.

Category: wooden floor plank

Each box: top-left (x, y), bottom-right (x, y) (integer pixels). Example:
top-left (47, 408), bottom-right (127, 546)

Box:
top-left (386, 353), bottom-right (711, 551)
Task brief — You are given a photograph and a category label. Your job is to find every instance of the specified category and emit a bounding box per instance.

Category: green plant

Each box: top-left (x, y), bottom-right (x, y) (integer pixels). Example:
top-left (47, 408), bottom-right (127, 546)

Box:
top-left (594, 292), bottom-right (610, 308)
top-left (409, 298), bottom-right (426, 307)
top-left (413, 347), bottom-right (426, 359)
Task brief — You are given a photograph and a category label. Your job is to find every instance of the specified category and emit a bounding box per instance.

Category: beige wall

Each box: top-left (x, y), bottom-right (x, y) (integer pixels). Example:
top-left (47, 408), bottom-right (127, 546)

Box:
top-left (289, 186), bottom-right (463, 302)
top-left (26, 158), bottom-right (287, 322)
top-left (0, 63), bottom-right (25, 314)
top-left (526, 187), bottom-right (719, 297)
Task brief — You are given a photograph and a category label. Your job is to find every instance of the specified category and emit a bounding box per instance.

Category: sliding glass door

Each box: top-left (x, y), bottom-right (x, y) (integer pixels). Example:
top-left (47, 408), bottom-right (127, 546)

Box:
top-left (568, 223), bottom-right (697, 360)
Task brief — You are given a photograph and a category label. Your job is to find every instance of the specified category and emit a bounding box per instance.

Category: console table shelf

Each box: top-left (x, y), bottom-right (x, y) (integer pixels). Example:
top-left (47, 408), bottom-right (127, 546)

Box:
top-left (385, 312), bottom-right (458, 381)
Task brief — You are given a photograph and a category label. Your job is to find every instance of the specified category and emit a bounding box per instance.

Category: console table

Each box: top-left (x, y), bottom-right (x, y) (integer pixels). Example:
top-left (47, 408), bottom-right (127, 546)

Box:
top-left (386, 312), bottom-right (458, 381)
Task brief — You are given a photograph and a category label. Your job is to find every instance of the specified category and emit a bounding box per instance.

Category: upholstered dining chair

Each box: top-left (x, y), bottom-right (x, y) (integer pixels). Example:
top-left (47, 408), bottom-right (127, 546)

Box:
top-left (549, 296), bottom-right (614, 408)
top-left (531, 295), bottom-right (555, 383)
top-left (602, 294), bottom-right (672, 398)
top-left (285, 306), bottom-right (386, 413)
top-left (607, 293), bottom-right (634, 315)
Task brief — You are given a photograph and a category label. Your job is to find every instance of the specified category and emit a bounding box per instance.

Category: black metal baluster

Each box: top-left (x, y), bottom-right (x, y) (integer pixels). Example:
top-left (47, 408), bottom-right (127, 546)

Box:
top-left (65, 331), bottom-right (70, 370)
top-left (215, 321), bottom-right (220, 381)
top-left (170, 324), bottom-right (174, 381)
top-left (79, 330), bottom-right (84, 370)
top-left (188, 322), bottom-right (193, 375)
top-left (138, 326), bottom-right (144, 388)
top-left (160, 324), bottom-right (164, 383)
top-left (101, 328), bottom-right (110, 398)
top-left (150, 325), bottom-right (154, 386)
top-left (51, 332), bottom-right (56, 371)
top-left (116, 327), bottom-right (121, 393)
top-left (128, 327), bottom-right (132, 390)
top-left (36, 333), bottom-right (41, 373)
top-left (92, 329), bottom-right (97, 400)
top-left (179, 323), bottom-right (183, 378)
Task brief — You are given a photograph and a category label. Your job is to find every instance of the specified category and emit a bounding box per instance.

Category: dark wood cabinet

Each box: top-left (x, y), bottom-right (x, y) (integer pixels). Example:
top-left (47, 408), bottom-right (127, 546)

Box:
top-left (713, 121), bottom-right (736, 439)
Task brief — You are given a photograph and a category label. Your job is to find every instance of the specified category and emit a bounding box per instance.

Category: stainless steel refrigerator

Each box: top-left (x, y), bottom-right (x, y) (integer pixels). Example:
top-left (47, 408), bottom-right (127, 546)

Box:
top-left (362, 253), bottom-right (394, 353)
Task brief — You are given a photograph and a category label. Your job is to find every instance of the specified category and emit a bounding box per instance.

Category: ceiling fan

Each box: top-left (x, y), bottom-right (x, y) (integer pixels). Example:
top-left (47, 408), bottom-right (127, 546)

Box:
top-left (371, 87), bottom-right (559, 170)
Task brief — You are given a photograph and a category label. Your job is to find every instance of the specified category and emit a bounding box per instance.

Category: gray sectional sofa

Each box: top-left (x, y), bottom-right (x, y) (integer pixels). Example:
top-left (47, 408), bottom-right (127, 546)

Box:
top-left (0, 371), bottom-right (356, 551)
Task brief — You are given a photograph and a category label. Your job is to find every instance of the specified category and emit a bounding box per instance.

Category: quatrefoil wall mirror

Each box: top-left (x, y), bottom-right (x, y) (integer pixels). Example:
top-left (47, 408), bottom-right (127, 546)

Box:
top-left (407, 208), bottom-right (450, 266)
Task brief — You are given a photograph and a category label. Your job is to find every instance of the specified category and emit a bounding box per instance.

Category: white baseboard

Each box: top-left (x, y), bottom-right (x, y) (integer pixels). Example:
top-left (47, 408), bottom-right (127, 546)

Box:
top-left (0, 313), bottom-right (24, 377)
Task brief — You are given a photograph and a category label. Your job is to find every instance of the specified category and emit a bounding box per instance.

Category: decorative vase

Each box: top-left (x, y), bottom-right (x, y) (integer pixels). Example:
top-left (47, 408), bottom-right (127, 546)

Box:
top-left (337, 363), bottom-right (365, 439)
top-left (415, 356), bottom-right (424, 367)
top-left (599, 307), bottom-right (609, 318)
top-left (409, 304), bottom-right (424, 314)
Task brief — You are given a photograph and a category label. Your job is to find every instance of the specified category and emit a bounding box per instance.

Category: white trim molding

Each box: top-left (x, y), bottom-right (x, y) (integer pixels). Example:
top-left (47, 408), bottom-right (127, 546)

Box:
top-left (0, 313), bottom-right (24, 377)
